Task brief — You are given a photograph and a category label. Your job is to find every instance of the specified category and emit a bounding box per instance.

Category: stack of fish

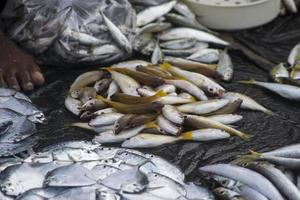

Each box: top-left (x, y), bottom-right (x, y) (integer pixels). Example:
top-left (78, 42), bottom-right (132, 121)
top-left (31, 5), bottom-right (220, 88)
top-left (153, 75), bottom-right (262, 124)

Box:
top-left (200, 143), bottom-right (300, 200)
top-left (0, 88), bottom-right (45, 157)
top-left (65, 58), bottom-right (278, 148)
top-left (0, 140), bottom-right (215, 200)
top-left (240, 43), bottom-right (300, 101)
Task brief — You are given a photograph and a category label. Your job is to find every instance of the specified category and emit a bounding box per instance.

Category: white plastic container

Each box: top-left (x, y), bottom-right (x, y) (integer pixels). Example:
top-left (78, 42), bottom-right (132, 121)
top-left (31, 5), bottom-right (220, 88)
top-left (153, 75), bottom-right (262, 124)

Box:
top-left (183, 0), bottom-right (281, 31)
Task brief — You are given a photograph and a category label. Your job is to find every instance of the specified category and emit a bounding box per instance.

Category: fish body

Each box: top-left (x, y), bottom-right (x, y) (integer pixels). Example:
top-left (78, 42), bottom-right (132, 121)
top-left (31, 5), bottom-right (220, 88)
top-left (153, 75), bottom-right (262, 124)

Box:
top-left (282, 0), bottom-right (298, 13)
top-left (111, 60), bottom-right (150, 70)
top-left (208, 114), bottom-right (242, 125)
top-left (69, 71), bottom-right (103, 92)
top-left (151, 41), bottom-right (164, 65)
top-left (181, 129), bottom-right (230, 141)
top-left (160, 38), bottom-right (197, 50)
top-left (217, 49), bottom-right (234, 81)
top-left (162, 105), bottom-right (184, 124)
top-left (64, 96), bottom-right (82, 116)
top-left (213, 187), bottom-right (245, 200)
top-left (187, 49), bottom-right (219, 63)
top-left (138, 22), bottom-right (172, 34)
top-left (107, 81), bottom-right (119, 100)
top-left (269, 63), bottom-right (289, 83)
top-left (110, 71), bottom-right (140, 96)
top-left (89, 113), bottom-right (124, 127)
top-left (157, 115), bottom-right (182, 136)
top-left (288, 43), bottom-right (300, 66)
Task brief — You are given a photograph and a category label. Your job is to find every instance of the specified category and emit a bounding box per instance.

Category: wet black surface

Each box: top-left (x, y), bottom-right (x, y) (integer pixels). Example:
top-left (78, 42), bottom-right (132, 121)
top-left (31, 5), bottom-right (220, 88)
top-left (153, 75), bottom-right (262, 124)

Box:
top-left (27, 14), bottom-right (300, 184)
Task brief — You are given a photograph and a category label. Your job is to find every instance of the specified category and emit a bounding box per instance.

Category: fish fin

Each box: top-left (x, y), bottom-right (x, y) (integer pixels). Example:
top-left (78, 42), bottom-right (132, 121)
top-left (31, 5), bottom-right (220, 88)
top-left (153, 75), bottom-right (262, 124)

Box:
top-left (180, 131), bottom-right (193, 140)
top-left (96, 95), bottom-right (107, 102)
top-left (159, 62), bottom-right (172, 71)
top-left (155, 90), bottom-right (167, 98)
top-left (236, 149), bottom-right (262, 165)
top-left (239, 132), bottom-right (252, 141)
top-left (238, 78), bottom-right (256, 85)
top-left (146, 121), bottom-right (158, 129)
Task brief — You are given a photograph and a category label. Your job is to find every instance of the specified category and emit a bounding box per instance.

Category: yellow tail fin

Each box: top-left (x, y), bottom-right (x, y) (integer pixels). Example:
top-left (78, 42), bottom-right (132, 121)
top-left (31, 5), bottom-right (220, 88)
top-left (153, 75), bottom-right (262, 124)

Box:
top-left (236, 149), bottom-right (262, 165)
top-left (155, 90), bottom-right (168, 98)
top-left (180, 131), bottom-right (193, 140)
top-left (146, 121), bottom-right (159, 129)
top-left (239, 78), bottom-right (256, 85)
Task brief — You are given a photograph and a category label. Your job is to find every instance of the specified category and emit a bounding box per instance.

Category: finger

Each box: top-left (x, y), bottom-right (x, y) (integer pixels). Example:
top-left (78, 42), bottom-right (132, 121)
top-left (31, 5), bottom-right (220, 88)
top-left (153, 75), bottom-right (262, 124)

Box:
top-left (29, 63), bottom-right (45, 86)
top-left (0, 69), bottom-right (7, 87)
top-left (17, 69), bottom-right (34, 91)
top-left (4, 69), bottom-right (19, 90)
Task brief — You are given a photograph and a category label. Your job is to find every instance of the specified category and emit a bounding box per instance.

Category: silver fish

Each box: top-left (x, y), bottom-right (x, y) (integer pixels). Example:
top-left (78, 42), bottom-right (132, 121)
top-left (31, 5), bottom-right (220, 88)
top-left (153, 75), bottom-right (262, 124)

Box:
top-left (160, 38), bottom-right (197, 50)
top-left (207, 114), bottom-right (243, 125)
top-left (282, 0), bottom-right (298, 13)
top-left (110, 71), bottom-right (140, 96)
top-left (162, 105), bottom-right (184, 124)
top-left (65, 96), bottom-right (82, 116)
top-left (217, 49), bottom-right (234, 81)
top-left (151, 41), bottom-right (164, 65)
top-left (138, 22), bottom-right (172, 34)
top-left (157, 115), bottom-right (181, 136)
top-left (89, 113), bottom-right (124, 127)
top-left (288, 43), bottom-right (300, 66)
top-left (107, 81), bottom-right (119, 100)
top-left (187, 49), bottom-right (219, 63)
top-left (173, 2), bottom-right (196, 19)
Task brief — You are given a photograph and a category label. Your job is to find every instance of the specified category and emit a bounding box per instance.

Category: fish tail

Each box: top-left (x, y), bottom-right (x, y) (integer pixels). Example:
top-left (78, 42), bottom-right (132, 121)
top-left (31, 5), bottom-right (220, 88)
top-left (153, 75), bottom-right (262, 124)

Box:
top-left (238, 78), bottom-right (256, 85)
top-left (155, 90), bottom-right (168, 97)
top-left (159, 62), bottom-right (172, 71)
top-left (180, 131), bottom-right (193, 141)
top-left (236, 150), bottom-right (262, 165)
top-left (146, 121), bottom-right (159, 129)
top-left (239, 132), bottom-right (252, 141)
top-left (96, 95), bottom-right (107, 102)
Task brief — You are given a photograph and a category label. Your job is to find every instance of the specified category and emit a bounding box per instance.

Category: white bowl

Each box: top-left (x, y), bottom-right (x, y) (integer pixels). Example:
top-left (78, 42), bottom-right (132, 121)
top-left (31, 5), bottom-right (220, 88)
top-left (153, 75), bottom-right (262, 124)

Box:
top-left (183, 0), bottom-right (281, 31)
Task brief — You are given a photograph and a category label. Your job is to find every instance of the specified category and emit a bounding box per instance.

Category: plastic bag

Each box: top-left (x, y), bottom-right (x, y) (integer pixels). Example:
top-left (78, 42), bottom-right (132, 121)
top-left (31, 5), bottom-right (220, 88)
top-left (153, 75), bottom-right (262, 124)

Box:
top-left (1, 0), bottom-right (136, 66)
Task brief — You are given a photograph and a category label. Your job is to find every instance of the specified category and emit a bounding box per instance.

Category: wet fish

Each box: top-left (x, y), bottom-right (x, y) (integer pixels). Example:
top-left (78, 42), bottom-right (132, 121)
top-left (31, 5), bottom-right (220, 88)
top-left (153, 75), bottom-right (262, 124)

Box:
top-left (162, 63), bottom-right (225, 96)
top-left (188, 49), bottom-right (219, 63)
top-left (173, 2), bottom-right (196, 19)
top-left (288, 43), bottom-right (300, 66)
top-left (291, 63), bottom-right (300, 80)
top-left (217, 49), bottom-right (234, 81)
top-left (177, 99), bottom-right (229, 115)
top-left (78, 87), bottom-right (97, 104)
top-left (159, 27), bottom-right (229, 46)
top-left (126, 114), bottom-right (158, 128)
top-left (111, 90), bottom-right (166, 104)
top-left (94, 79), bottom-right (112, 94)
top-left (101, 12), bottom-right (132, 53)
top-left (113, 114), bottom-right (136, 134)
top-left (163, 56), bottom-right (217, 77)
top-left (186, 115), bottom-right (251, 140)
top-left (240, 79), bottom-right (300, 101)
top-left (109, 71), bottom-right (140, 96)
top-left (133, 32), bottom-right (154, 51)
top-left (69, 71), bottom-right (103, 92)
top-left (111, 60), bottom-right (150, 70)
top-left (151, 41), bottom-right (164, 65)
top-left (207, 114), bottom-right (243, 125)
top-left (160, 38), bottom-right (197, 50)
top-left (89, 113), bottom-right (124, 127)
top-left (64, 96), bottom-right (82, 116)
top-left (138, 22), bottom-right (172, 34)
top-left (137, 1), bottom-right (177, 26)
top-left (0, 136), bottom-right (38, 157)
top-left (81, 99), bottom-right (107, 111)
top-left (155, 84), bottom-right (176, 94)
top-left (258, 143), bottom-right (300, 158)
top-left (157, 115), bottom-right (182, 136)
top-left (282, 0), bottom-right (298, 13)
top-left (269, 63), bottom-right (289, 83)
top-left (206, 99), bottom-right (242, 116)
top-left (161, 43), bottom-right (209, 57)
top-left (162, 105), bottom-right (184, 124)
top-left (199, 164), bottom-right (284, 200)
top-left (247, 163), bottom-right (300, 200)
top-left (223, 92), bottom-right (272, 114)
top-left (136, 65), bottom-right (174, 79)
top-left (47, 186), bottom-right (96, 200)
top-left (165, 79), bottom-right (208, 100)
top-left (15, 187), bottom-right (67, 200)
top-left (213, 187), bottom-right (245, 200)
top-left (107, 81), bottom-right (119, 100)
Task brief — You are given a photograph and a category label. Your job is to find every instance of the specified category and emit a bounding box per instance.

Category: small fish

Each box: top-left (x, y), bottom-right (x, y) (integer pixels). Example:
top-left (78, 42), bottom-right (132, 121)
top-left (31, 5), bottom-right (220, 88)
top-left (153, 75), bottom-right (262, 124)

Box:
top-left (160, 38), bottom-right (197, 50)
top-left (159, 27), bottom-right (229, 46)
top-left (81, 99), bottom-right (107, 111)
top-left (101, 12), bottom-right (132, 53)
top-left (282, 0), bottom-right (298, 14)
top-left (109, 71), bottom-right (140, 96)
top-left (213, 187), bottom-right (245, 200)
top-left (186, 115), bottom-right (251, 140)
top-left (162, 63), bottom-right (225, 96)
top-left (173, 2), bottom-right (196, 19)
top-left (187, 49), bottom-right (220, 63)
top-left (78, 87), bottom-right (97, 104)
top-left (177, 99), bottom-right (229, 115)
top-left (111, 90), bottom-right (167, 104)
top-left (65, 96), bottom-right (82, 116)
top-left (151, 41), bottom-right (164, 65)
top-left (94, 79), bottom-right (112, 94)
top-left (89, 113), bottom-right (124, 127)
top-left (133, 32), bottom-right (154, 51)
top-left (137, 1), bottom-right (177, 26)
top-left (138, 22), bottom-right (172, 34)
top-left (109, 68), bottom-right (165, 87)
top-left (161, 43), bottom-right (208, 57)
top-left (136, 65), bottom-right (174, 79)
top-left (162, 105), bottom-right (184, 124)
top-left (181, 129), bottom-right (230, 141)
top-left (155, 84), bottom-right (176, 94)
top-left (223, 92), bottom-right (272, 114)
top-left (127, 114), bottom-right (158, 128)
top-left (269, 63), bottom-right (289, 83)
top-left (165, 79), bottom-right (208, 100)
top-left (156, 115), bottom-right (182, 136)
top-left (69, 122), bottom-right (114, 133)
top-left (160, 96), bottom-right (196, 105)
top-left (93, 108), bottom-right (117, 116)
top-left (206, 99), bottom-right (242, 116)
top-left (163, 56), bottom-right (217, 77)
top-left (69, 71), bottom-right (103, 92)
top-left (66, 29), bottom-right (105, 46)
top-left (290, 63), bottom-right (300, 80)
top-left (288, 43), bottom-right (300, 66)
top-left (239, 79), bottom-right (300, 101)
top-left (111, 60), bottom-right (150, 70)
top-left (107, 81), bottom-right (119, 100)
top-left (178, 92), bottom-right (195, 100)
top-left (113, 114), bottom-right (136, 134)
top-left (96, 96), bottom-right (164, 114)
top-left (208, 114), bottom-right (243, 125)
top-left (217, 49), bottom-right (234, 82)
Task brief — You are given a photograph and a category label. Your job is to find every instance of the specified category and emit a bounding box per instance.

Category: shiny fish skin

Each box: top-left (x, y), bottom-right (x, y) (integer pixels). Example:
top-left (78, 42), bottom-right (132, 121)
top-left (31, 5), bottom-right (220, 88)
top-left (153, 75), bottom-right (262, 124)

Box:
top-left (288, 43), bottom-right (300, 66)
top-left (137, 1), bottom-right (177, 26)
top-left (138, 22), bottom-right (172, 34)
top-left (94, 79), bottom-right (112, 94)
top-left (155, 84), bottom-right (176, 94)
top-left (188, 49), bottom-right (220, 63)
top-left (205, 99), bottom-right (242, 116)
top-left (111, 60), bottom-right (150, 70)
top-left (181, 129), bottom-right (230, 141)
top-left (157, 115), bottom-right (181, 136)
top-left (282, 0), bottom-right (298, 13)
top-left (160, 38), bottom-right (197, 50)
top-left (81, 99), bottom-right (107, 112)
top-left (173, 2), bottom-right (196, 19)
top-left (151, 41), bottom-right (164, 65)
top-left (159, 27), bottom-right (229, 46)
top-left (64, 96), bottom-right (82, 116)
top-left (199, 164), bottom-right (284, 200)
top-left (107, 81), bottom-right (119, 100)
top-left (69, 71), bottom-right (103, 92)
top-left (177, 99), bottom-right (229, 115)
top-left (162, 105), bottom-right (184, 124)
top-left (213, 187), bottom-right (245, 200)
top-left (207, 114), bottom-right (243, 125)
top-left (217, 49), bottom-right (234, 82)
top-left (89, 113), bottom-right (124, 127)
top-left (269, 63), bottom-right (289, 83)
top-left (165, 79), bottom-right (208, 100)
top-left (110, 71), bottom-right (140, 96)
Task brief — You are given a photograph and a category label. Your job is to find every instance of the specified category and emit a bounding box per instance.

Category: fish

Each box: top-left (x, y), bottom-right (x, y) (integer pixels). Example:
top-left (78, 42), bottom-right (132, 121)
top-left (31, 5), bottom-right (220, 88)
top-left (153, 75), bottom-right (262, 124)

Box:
top-left (199, 164), bottom-right (284, 200)
top-left (205, 99), bottom-right (242, 116)
top-left (89, 113), bottom-right (124, 127)
top-left (137, 1), bottom-right (177, 26)
top-left (126, 114), bottom-right (158, 128)
top-left (173, 2), bottom-right (196, 19)
top-left (151, 41), bottom-right (164, 65)
top-left (181, 128), bottom-right (231, 141)
top-left (47, 186), bottom-right (96, 200)
top-left (239, 79), bottom-right (300, 101)
top-left (101, 12), bottom-right (132, 53)
top-left (282, 0), bottom-right (298, 13)
top-left (246, 162), bottom-right (300, 200)
top-left (186, 115), bottom-right (251, 140)
top-left (111, 90), bottom-right (167, 104)
top-left (161, 63), bottom-right (225, 96)
top-left (217, 49), bottom-right (234, 82)
top-left (177, 99), bottom-right (229, 115)
top-left (69, 122), bottom-right (114, 133)
top-left (223, 92), bottom-right (272, 114)
top-left (111, 60), bottom-right (150, 70)
top-left (69, 71), bottom-right (103, 92)
top-left (81, 99), bottom-right (107, 111)
top-left (159, 27), bottom-right (229, 46)
top-left (65, 29), bottom-right (105, 46)
top-left (93, 108), bottom-right (117, 116)
top-left (113, 114), bottom-right (136, 134)
top-left (15, 187), bottom-right (67, 200)
top-left (138, 22), bottom-right (172, 34)
top-left (141, 38), bottom-right (156, 55)
top-left (187, 49), bottom-right (220, 63)
top-left (184, 182), bottom-right (215, 200)
top-left (290, 63), bottom-right (300, 80)
top-left (162, 105), bottom-right (184, 124)
top-left (65, 96), bottom-right (82, 116)
top-left (109, 68), bottom-right (165, 87)
top-left (269, 63), bottom-right (289, 83)
top-left (213, 187), bottom-right (245, 200)
top-left (94, 79), bottom-right (112, 94)
top-left (155, 84), bottom-right (176, 94)
top-left (133, 32), bottom-right (154, 51)
top-left (288, 43), bottom-right (300, 66)
top-left (157, 115), bottom-right (182, 136)
top-left (163, 56), bottom-right (217, 77)
top-left (161, 43), bottom-right (209, 57)
top-left (160, 38), bottom-right (197, 50)
top-left (136, 65), bottom-right (174, 79)
top-left (207, 114), bottom-right (243, 125)
top-left (109, 71), bottom-right (140, 96)
top-left (165, 79), bottom-right (208, 100)
top-left (96, 96), bottom-right (164, 114)
top-left (256, 143), bottom-right (300, 158)
top-left (78, 87), bottom-right (97, 104)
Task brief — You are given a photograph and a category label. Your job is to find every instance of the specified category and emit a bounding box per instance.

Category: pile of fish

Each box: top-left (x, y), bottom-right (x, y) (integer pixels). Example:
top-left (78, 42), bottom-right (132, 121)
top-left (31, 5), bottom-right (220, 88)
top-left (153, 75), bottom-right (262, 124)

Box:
top-left (1, 0), bottom-right (136, 66)
top-left (200, 143), bottom-right (300, 200)
top-left (0, 88), bottom-right (45, 157)
top-left (240, 43), bottom-right (300, 101)
top-left (0, 140), bottom-right (215, 200)
top-left (64, 57), bottom-right (279, 148)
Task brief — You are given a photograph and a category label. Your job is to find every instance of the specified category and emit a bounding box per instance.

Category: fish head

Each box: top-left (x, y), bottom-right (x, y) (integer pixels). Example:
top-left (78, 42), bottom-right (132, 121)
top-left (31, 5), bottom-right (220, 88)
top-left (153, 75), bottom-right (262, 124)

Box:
top-left (80, 111), bottom-right (96, 121)
top-left (81, 99), bottom-right (96, 111)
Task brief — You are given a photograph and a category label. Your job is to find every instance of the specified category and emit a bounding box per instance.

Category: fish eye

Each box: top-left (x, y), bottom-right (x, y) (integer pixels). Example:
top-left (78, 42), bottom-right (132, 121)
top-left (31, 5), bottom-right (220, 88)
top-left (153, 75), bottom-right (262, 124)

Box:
top-left (208, 88), bottom-right (214, 92)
